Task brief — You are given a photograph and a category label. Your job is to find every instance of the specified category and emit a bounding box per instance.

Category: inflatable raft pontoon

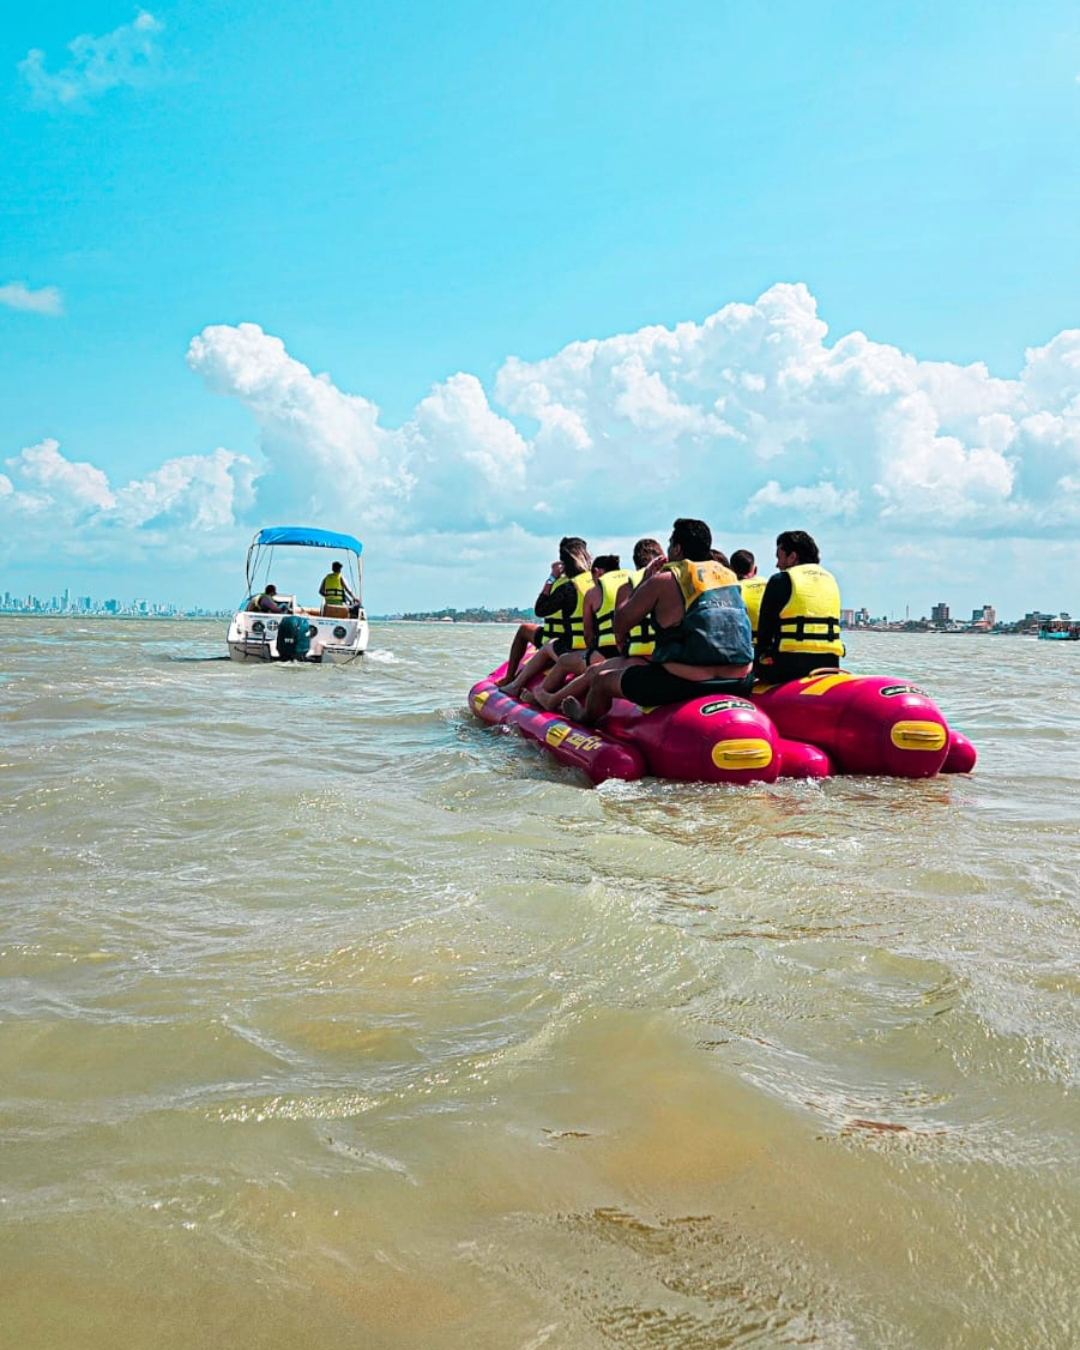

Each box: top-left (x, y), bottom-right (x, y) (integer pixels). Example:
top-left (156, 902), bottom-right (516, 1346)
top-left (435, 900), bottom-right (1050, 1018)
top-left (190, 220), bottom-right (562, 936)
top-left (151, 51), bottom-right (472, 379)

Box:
top-left (469, 664), bottom-right (977, 786)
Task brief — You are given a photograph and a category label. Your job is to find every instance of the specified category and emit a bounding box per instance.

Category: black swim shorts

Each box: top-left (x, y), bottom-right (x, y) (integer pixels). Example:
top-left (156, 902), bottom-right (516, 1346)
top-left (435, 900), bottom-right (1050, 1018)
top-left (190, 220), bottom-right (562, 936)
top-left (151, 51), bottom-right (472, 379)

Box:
top-left (620, 663), bottom-right (754, 707)
top-left (585, 643), bottom-right (621, 663)
top-left (754, 653), bottom-right (841, 684)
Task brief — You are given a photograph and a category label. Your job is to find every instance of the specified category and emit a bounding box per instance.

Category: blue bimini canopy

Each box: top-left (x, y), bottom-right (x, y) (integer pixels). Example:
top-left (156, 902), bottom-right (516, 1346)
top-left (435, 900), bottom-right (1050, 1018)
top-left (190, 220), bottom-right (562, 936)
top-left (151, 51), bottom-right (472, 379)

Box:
top-left (254, 526), bottom-right (363, 554)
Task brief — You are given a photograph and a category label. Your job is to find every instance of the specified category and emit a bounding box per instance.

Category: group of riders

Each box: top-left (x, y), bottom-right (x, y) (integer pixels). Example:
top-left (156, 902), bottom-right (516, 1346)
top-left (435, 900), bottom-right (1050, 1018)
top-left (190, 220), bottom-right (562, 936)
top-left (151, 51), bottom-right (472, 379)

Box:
top-left (247, 562), bottom-right (361, 617)
top-left (498, 519), bottom-right (843, 727)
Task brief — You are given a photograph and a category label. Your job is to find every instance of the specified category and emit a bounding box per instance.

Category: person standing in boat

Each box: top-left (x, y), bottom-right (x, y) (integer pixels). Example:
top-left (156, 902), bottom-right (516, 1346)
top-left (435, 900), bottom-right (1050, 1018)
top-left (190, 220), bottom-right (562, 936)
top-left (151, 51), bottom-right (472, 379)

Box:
top-left (319, 561), bottom-right (358, 614)
top-left (754, 530), bottom-right (844, 684)
top-left (561, 519), bottom-right (753, 726)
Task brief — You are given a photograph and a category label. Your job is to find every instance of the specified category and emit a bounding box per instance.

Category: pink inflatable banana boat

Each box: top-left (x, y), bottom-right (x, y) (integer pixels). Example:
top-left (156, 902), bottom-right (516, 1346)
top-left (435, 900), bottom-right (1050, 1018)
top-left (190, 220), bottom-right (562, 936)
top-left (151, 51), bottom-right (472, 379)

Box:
top-left (469, 664), bottom-right (977, 786)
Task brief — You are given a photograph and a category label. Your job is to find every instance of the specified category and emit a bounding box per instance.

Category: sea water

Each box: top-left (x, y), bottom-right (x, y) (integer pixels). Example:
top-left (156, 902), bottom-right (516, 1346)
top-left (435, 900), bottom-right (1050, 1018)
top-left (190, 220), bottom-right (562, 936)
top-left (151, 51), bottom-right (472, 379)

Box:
top-left (1, 618), bottom-right (1077, 1349)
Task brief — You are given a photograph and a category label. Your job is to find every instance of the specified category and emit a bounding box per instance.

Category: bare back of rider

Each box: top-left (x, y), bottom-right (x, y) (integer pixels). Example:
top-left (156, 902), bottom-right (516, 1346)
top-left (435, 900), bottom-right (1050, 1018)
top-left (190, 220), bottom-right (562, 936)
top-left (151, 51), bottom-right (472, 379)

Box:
top-left (562, 547), bottom-right (751, 726)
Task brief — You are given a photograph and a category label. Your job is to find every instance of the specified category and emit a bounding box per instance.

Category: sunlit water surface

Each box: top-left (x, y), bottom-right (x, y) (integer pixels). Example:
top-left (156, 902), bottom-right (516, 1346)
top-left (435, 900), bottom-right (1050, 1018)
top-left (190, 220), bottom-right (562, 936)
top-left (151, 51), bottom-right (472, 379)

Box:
top-left (1, 619), bottom-right (1077, 1349)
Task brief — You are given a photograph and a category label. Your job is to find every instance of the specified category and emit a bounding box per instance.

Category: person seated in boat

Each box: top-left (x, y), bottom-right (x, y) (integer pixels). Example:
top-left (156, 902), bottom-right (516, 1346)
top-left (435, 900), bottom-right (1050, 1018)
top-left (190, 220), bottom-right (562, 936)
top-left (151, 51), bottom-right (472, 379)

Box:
top-left (248, 584), bottom-right (289, 614)
top-left (495, 554), bottom-right (568, 689)
top-left (527, 555), bottom-right (627, 705)
top-left (754, 530), bottom-right (844, 684)
top-left (500, 537), bottom-right (593, 698)
top-left (561, 518), bottom-right (753, 726)
top-left (319, 561), bottom-right (358, 614)
top-left (617, 533), bottom-right (667, 650)
top-left (730, 549), bottom-right (768, 647)
top-left (535, 538), bottom-right (665, 712)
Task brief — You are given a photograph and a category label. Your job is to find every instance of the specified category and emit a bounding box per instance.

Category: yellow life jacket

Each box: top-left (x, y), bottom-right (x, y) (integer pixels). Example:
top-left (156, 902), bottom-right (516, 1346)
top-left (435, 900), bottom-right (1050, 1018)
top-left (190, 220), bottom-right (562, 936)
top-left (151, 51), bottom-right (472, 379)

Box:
top-left (739, 576), bottom-right (768, 641)
top-left (623, 567), bottom-right (656, 657)
top-left (541, 576), bottom-right (569, 644)
top-left (565, 572), bottom-right (593, 649)
top-left (593, 569), bottom-right (630, 648)
top-left (321, 571), bottom-right (346, 605)
top-left (540, 572), bottom-right (592, 648)
top-left (652, 560), bottom-right (753, 667)
top-left (777, 564), bottom-right (844, 657)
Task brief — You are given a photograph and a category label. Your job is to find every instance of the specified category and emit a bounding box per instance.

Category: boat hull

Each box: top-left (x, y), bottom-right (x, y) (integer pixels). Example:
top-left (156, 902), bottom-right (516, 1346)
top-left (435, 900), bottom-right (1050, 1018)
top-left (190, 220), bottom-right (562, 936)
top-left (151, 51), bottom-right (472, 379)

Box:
top-left (227, 610), bottom-right (369, 664)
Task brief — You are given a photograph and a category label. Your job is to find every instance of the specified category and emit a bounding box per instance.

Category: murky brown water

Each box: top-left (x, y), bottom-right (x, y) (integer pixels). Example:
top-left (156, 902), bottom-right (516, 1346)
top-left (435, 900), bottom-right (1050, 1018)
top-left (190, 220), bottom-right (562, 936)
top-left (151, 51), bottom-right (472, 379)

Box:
top-left (1, 619), bottom-right (1077, 1348)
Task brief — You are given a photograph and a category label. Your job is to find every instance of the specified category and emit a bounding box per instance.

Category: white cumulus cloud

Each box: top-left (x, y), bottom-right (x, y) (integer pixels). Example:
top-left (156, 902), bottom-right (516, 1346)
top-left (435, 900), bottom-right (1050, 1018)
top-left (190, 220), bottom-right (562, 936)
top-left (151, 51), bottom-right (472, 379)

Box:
top-left (20, 11), bottom-right (163, 108)
top-left (0, 282), bottom-right (64, 316)
top-left (186, 323), bottom-right (532, 530)
top-left (10, 283), bottom-right (1080, 612)
top-left (746, 479), bottom-right (860, 519)
top-left (185, 287), bottom-right (1080, 552)
top-left (0, 439), bottom-right (259, 572)
top-left (115, 448), bottom-right (259, 528)
top-left (187, 323), bottom-right (401, 522)
top-left (8, 439), bottom-right (116, 511)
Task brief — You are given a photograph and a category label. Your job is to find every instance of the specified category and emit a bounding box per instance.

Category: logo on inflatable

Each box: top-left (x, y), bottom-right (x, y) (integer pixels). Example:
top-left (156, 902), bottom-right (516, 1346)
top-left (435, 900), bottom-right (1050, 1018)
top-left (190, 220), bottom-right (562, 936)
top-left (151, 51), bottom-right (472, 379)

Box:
top-left (700, 699), bottom-right (753, 716)
top-left (546, 723), bottom-right (603, 753)
top-left (879, 684), bottom-right (930, 699)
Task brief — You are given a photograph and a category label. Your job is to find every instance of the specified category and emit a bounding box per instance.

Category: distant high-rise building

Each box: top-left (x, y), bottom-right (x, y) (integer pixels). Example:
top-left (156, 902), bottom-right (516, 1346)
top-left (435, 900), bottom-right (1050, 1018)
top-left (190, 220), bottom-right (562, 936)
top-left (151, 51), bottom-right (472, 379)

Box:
top-left (931, 602), bottom-right (950, 626)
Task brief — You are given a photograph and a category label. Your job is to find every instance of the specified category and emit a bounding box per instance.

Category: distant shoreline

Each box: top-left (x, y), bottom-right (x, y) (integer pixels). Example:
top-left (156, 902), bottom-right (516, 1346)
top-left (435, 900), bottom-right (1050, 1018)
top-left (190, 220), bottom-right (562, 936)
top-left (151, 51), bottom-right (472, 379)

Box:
top-left (0, 612), bottom-right (1056, 636)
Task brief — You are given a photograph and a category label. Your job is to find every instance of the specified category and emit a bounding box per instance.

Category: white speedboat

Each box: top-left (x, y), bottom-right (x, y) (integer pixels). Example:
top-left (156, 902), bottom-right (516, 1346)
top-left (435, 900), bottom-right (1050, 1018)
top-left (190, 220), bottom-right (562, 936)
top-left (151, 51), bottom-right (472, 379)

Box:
top-left (226, 526), bottom-right (370, 664)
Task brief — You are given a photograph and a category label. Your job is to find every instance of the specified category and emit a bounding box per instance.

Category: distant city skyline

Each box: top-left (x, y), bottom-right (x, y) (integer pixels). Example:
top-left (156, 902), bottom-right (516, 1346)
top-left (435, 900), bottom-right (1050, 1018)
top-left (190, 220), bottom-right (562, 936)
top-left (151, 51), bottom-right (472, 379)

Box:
top-left (0, 587), bottom-right (226, 618)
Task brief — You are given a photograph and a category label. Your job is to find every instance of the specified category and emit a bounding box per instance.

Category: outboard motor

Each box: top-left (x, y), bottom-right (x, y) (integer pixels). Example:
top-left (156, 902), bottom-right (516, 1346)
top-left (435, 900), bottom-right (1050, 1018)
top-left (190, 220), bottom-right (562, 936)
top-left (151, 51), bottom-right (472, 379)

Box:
top-left (275, 614), bottom-right (312, 662)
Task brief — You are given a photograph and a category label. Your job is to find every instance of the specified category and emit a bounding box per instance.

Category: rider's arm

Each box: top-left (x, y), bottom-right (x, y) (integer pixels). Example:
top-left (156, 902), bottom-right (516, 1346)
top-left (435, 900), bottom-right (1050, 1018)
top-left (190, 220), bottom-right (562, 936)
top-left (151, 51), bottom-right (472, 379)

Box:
top-left (613, 575), bottom-right (662, 646)
top-left (583, 585), bottom-right (601, 647)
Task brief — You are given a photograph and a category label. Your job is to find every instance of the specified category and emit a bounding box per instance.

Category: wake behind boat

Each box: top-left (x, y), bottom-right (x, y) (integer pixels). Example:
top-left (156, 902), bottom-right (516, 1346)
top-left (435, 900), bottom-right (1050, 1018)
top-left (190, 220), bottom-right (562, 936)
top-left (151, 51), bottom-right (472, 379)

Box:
top-left (226, 526), bottom-right (370, 664)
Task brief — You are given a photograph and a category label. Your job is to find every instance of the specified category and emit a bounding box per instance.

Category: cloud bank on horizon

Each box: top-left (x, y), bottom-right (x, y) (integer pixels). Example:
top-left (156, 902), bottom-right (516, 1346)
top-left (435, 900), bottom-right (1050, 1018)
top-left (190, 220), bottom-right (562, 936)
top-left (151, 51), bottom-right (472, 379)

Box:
top-left (4, 283), bottom-right (1080, 600)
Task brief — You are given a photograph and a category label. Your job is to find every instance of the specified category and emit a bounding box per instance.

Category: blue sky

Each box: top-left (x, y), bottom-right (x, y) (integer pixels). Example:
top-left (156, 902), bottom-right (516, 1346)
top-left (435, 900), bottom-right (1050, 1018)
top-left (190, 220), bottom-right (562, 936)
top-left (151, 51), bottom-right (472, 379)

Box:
top-left (2, 1), bottom-right (1080, 618)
